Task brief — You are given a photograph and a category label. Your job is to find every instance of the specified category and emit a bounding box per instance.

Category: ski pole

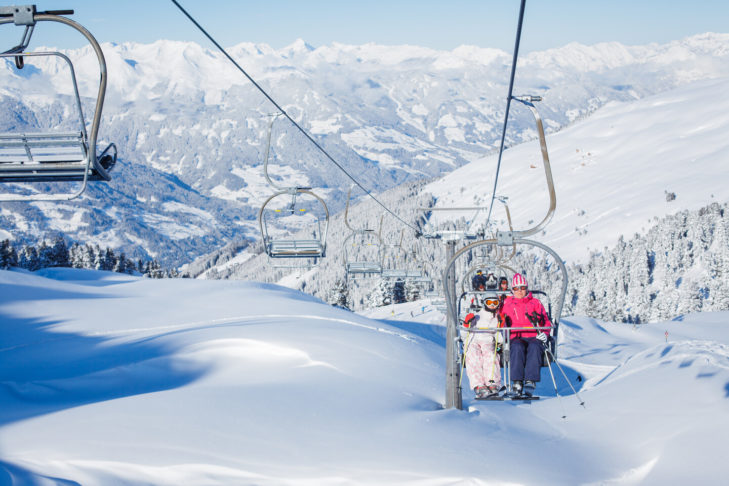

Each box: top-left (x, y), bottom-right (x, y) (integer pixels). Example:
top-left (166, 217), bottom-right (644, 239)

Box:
top-left (488, 331), bottom-right (499, 387)
top-left (543, 348), bottom-right (567, 419)
top-left (544, 346), bottom-right (586, 408)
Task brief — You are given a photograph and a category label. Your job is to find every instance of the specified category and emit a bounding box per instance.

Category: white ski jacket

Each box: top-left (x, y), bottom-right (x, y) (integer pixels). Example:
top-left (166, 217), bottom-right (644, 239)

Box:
top-left (464, 309), bottom-right (502, 346)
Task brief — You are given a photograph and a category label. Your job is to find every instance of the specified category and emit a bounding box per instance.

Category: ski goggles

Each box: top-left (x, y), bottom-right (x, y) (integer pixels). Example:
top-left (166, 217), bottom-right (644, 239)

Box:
top-left (483, 298), bottom-right (500, 307)
top-left (512, 286), bottom-right (528, 291)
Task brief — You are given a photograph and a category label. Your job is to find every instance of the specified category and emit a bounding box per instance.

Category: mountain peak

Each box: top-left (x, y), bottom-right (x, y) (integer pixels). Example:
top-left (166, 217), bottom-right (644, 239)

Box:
top-left (280, 39), bottom-right (315, 57)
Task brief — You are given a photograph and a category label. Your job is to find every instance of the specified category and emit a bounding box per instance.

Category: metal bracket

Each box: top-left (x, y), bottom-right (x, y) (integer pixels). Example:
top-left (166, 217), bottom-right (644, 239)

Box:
top-left (497, 231), bottom-right (515, 246)
top-left (512, 94), bottom-right (542, 103)
top-left (0, 5), bottom-right (37, 26)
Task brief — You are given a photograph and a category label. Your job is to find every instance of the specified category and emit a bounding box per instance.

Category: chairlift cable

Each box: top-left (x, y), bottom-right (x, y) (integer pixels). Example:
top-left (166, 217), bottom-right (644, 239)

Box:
top-left (170, 0), bottom-right (421, 235)
top-left (485, 0), bottom-right (527, 228)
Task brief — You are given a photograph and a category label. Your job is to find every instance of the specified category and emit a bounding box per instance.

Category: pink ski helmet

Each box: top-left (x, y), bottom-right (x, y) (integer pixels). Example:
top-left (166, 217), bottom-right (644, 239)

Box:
top-left (512, 273), bottom-right (528, 288)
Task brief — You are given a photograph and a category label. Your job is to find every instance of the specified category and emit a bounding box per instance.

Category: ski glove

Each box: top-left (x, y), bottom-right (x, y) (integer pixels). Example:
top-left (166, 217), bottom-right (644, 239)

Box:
top-left (536, 332), bottom-right (548, 344)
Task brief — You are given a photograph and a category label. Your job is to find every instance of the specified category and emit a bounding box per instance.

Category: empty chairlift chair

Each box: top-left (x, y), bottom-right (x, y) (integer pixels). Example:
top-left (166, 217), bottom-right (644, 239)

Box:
top-left (0, 5), bottom-right (117, 201)
top-left (342, 229), bottom-right (383, 278)
top-left (341, 187), bottom-right (383, 279)
top-left (380, 230), bottom-right (412, 280)
top-left (259, 188), bottom-right (329, 264)
top-left (257, 114), bottom-right (329, 267)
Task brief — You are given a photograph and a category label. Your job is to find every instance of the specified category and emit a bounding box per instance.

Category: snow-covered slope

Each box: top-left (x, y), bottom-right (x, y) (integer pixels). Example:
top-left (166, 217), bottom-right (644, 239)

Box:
top-left (1, 268), bottom-right (727, 484)
top-left (426, 76), bottom-right (729, 263)
top-left (1, 34), bottom-right (728, 266)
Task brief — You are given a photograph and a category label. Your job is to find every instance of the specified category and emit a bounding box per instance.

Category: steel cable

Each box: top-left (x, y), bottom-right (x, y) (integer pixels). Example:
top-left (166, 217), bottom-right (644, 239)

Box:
top-left (485, 0), bottom-right (527, 228)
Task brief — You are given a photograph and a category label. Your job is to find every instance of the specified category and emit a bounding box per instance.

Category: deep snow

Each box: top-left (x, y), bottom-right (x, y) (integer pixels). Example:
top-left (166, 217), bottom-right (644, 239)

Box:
top-left (1, 268), bottom-right (727, 485)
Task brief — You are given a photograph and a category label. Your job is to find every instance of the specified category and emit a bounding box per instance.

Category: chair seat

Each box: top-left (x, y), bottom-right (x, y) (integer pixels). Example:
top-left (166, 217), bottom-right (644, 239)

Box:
top-left (0, 131), bottom-right (110, 182)
top-left (268, 239), bottom-right (324, 258)
top-left (347, 262), bottom-right (382, 274)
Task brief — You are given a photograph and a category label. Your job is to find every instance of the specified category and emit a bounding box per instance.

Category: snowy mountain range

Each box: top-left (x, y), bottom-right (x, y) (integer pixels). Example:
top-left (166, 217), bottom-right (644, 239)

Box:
top-left (1, 33), bottom-right (729, 267)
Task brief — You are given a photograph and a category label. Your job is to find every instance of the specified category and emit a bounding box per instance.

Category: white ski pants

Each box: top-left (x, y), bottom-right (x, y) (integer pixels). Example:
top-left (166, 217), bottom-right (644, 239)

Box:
top-left (464, 337), bottom-right (502, 389)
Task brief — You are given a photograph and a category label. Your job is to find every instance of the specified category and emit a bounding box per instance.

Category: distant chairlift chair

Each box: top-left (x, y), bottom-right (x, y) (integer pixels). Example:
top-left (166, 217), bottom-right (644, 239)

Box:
top-left (380, 230), bottom-right (414, 280)
top-left (0, 5), bottom-right (117, 201)
top-left (342, 186), bottom-right (383, 280)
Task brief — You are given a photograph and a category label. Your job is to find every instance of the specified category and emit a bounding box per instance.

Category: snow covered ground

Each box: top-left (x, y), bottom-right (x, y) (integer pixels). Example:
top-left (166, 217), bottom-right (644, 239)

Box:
top-left (1, 268), bottom-right (727, 484)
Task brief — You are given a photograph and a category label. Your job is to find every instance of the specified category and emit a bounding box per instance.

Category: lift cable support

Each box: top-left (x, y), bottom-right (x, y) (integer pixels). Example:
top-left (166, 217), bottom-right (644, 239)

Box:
top-left (0, 5), bottom-right (117, 201)
top-left (258, 114), bottom-right (329, 268)
top-left (342, 186), bottom-right (384, 280)
top-left (170, 0), bottom-right (421, 237)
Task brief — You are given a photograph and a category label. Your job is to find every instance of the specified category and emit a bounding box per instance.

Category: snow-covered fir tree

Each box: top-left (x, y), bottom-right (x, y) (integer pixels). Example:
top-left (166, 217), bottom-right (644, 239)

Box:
top-left (0, 238), bottom-right (180, 278)
top-left (566, 202), bottom-right (729, 322)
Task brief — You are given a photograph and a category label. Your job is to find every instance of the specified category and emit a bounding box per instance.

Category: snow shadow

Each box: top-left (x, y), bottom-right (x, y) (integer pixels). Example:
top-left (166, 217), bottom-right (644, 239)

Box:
top-left (0, 459), bottom-right (81, 486)
top-left (376, 319), bottom-right (446, 346)
top-left (0, 280), bottom-right (111, 303)
top-left (35, 268), bottom-right (139, 287)
top-left (0, 311), bottom-right (207, 427)
top-left (537, 359), bottom-right (586, 397)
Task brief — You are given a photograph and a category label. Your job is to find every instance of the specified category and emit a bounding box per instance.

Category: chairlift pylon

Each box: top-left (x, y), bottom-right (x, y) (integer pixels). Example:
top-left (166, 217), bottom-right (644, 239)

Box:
top-left (0, 5), bottom-right (118, 201)
top-left (258, 114), bottom-right (329, 267)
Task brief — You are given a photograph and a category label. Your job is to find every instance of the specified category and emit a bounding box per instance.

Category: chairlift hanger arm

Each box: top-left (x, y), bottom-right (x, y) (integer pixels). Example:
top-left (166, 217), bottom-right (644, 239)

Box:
top-left (502, 95), bottom-right (556, 239)
top-left (344, 185), bottom-right (384, 234)
top-left (261, 113), bottom-right (315, 194)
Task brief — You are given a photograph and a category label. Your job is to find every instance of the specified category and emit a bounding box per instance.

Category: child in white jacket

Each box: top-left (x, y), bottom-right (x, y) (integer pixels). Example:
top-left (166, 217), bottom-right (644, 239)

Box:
top-left (462, 293), bottom-right (503, 398)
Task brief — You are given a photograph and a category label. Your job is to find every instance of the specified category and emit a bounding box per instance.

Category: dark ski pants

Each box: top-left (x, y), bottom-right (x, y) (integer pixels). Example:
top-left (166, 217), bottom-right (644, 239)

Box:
top-left (510, 337), bottom-right (543, 382)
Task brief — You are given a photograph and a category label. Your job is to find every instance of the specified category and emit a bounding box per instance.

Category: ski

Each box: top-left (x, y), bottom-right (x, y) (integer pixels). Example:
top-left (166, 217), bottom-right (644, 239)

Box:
top-left (507, 395), bottom-right (540, 401)
top-left (474, 385), bottom-right (506, 400)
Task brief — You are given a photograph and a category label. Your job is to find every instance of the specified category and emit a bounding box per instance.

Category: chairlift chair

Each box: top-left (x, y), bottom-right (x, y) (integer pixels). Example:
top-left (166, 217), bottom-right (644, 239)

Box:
top-left (341, 186), bottom-right (385, 280)
top-left (380, 229), bottom-right (421, 280)
top-left (0, 5), bottom-right (117, 201)
top-left (342, 229), bottom-right (383, 279)
top-left (258, 188), bottom-right (329, 264)
top-left (442, 96), bottom-right (568, 408)
top-left (258, 114), bottom-right (329, 266)
top-left (380, 248), bottom-right (409, 279)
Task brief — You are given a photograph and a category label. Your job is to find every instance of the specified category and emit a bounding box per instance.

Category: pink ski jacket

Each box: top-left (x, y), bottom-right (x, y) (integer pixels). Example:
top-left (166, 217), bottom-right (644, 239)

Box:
top-left (501, 292), bottom-right (552, 339)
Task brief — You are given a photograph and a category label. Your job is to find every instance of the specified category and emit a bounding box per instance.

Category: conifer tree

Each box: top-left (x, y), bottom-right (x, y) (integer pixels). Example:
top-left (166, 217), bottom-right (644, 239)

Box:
top-left (0, 240), bottom-right (17, 268)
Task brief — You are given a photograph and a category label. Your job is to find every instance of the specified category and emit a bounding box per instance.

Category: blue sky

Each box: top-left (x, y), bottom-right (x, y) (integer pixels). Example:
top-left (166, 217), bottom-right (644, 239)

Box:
top-left (2, 0), bottom-right (728, 52)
